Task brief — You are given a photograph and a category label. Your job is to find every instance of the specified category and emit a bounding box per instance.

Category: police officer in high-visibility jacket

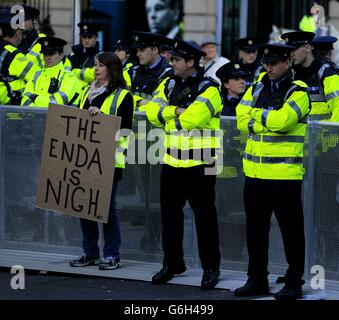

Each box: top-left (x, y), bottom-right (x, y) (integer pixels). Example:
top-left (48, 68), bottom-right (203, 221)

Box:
top-left (17, 5), bottom-right (46, 68)
top-left (0, 11), bottom-right (39, 105)
top-left (139, 38), bottom-right (222, 290)
top-left (281, 31), bottom-right (339, 122)
top-left (21, 37), bottom-right (81, 107)
top-left (68, 23), bottom-right (101, 90)
top-left (235, 43), bottom-right (310, 300)
top-left (128, 31), bottom-right (173, 105)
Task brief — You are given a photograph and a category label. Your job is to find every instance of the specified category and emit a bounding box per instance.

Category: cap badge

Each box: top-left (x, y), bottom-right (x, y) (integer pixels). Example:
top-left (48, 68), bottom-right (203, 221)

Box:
top-left (264, 48), bottom-right (269, 54)
top-left (234, 64), bottom-right (240, 69)
top-left (174, 41), bottom-right (178, 48)
top-left (84, 25), bottom-right (88, 30)
top-left (135, 35), bottom-right (138, 41)
top-left (44, 41), bottom-right (49, 46)
top-left (248, 40), bottom-right (253, 45)
top-left (285, 37), bottom-right (289, 43)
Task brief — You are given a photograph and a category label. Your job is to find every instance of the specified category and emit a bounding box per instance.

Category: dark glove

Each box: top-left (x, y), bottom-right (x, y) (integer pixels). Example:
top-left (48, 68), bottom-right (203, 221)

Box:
top-left (30, 94), bottom-right (38, 103)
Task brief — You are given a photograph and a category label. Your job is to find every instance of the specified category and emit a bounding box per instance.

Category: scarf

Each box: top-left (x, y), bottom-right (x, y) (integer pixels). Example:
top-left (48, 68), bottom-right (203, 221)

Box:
top-left (88, 80), bottom-right (109, 104)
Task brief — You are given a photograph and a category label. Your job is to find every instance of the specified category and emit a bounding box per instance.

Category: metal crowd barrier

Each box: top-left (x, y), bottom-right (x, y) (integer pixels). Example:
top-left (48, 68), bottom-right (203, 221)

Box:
top-left (0, 106), bottom-right (338, 281)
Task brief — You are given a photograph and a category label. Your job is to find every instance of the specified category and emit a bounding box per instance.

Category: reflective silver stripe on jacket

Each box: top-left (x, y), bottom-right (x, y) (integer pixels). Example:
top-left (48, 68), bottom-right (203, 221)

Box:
top-left (252, 82), bottom-right (264, 106)
top-left (261, 109), bottom-right (269, 126)
top-left (174, 118), bottom-right (182, 130)
top-left (110, 88), bottom-right (124, 115)
top-left (249, 135), bottom-right (304, 143)
top-left (0, 50), bottom-right (9, 71)
top-left (152, 97), bottom-right (168, 108)
top-left (309, 94), bottom-right (325, 102)
top-left (288, 100), bottom-right (302, 120)
top-left (157, 106), bottom-right (166, 124)
top-left (239, 99), bottom-right (252, 107)
top-left (28, 51), bottom-right (43, 68)
top-left (243, 152), bottom-right (303, 164)
top-left (248, 119), bottom-right (255, 134)
top-left (19, 61), bottom-right (33, 79)
top-left (55, 91), bottom-right (68, 105)
top-left (196, 96), bottom-right (215, 117)
top-left (308, 113), bottom-right (331, 121)
top-left (80, 67), bottom-right (86, 80)
top-left (318, 63), bottom-right (330, 80)
top-left (325, 90), bottom-right (339, 101)
top-left (32, 70), bottom-right (42, 85)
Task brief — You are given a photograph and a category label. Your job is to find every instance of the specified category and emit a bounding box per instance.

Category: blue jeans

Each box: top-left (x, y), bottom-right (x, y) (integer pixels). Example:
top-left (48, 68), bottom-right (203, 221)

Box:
top-left (79, 181), bottom-right (121, 258)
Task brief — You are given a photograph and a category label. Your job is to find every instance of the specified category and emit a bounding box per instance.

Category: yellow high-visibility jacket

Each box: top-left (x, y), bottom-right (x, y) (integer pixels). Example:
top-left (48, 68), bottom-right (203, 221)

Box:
top-left (140, 75), bottom-right (223, 168)
top-left (0, 40), bottom-right (39, 105)
top-left (21, 61), bottom-right (81, 107)
top-left (79, 86), bottom-right (134, 169)
top-left (236, 73), bottom-right (310, 180)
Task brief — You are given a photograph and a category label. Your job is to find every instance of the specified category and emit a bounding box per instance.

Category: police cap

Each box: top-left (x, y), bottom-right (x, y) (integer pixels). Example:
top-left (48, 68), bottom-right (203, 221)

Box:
top-left (235, 37), bottom-right (259, 52)
top-left (261, 43), bottom-right (295, 63)
top-left (169, 38), bottom-right (206, 60)
top-left (281, 31), bottom-right (315, 48)
top-left (216, 62), bottom-right (249, 83)
top-left (78, 22), bottom-right (100, 36)
top-left (132, 31), bottom-right (168, 49)
top-left (0, 7), bottom-right (12, 27)
top-left (312, 36), bottom-right (337, 50)
top-left (21, 5), bottom-right (40, 20)
top-left (113, 38), bottom-right (131, 52)
top-left (38, 37), bottom-right (67, 54)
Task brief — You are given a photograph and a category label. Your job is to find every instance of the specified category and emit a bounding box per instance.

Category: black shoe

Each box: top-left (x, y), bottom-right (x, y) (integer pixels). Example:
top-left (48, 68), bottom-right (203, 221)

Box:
top-left (69, 253), bottom-right (100, 267)
top-left (234, 278), bottom-right (269, 297)
top-left (201, 270), bottom-right (220, 290)
top-left (275, 285), bottom-right (302, 300)
top-left (152, 266), bottom-right (186, 284)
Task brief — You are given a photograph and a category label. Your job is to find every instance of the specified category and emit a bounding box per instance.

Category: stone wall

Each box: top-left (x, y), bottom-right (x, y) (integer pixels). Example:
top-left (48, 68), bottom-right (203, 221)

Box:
top-left (183, 0), bottom-right (217, 47)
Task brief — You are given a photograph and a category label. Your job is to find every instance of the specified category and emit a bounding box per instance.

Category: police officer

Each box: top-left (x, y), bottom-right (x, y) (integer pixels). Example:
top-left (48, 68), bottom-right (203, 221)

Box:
top-left (21, 37), bottom-right (81, 107)
top-left (68, 22), bottom-right (101, 88)
top-left (0, 10), bottom-right (39, 105)
top-left (17, 5), bottom-right (43, 53)
top-left (312, 35), bottom-right (338, 62)
top-left (139, 38), bottom-right (222, 289)
top-left (113, 38), bottom-right (137, 89)
top-left (216, 62), bottom-right (248, 116)
top-left (234, 43), bottom-right (310, 300)
top-left (128, 31), bottom-right (173, 104)
top-left (281, 31), bottom-right (339, 122)
top-left (235, 37), bottom-right (263, 85)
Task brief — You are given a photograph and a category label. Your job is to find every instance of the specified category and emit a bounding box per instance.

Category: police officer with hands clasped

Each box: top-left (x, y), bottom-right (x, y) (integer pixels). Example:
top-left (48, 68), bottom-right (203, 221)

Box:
top-left (139, 38), bottom-right (222, 290)
top-left (235, 43), bottom-right (310, 300)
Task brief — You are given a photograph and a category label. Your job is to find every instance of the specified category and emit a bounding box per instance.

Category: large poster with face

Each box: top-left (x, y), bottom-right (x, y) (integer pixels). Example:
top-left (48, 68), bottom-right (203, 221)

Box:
top-left (89, 0), bottom-right (183, 50)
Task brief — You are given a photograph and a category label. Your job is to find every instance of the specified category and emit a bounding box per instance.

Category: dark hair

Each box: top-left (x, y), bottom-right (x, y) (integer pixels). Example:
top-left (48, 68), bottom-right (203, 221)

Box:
top-left (0, 26), bottom-right (17, 38)
top-left (95, 51), bottom-right (127, 91)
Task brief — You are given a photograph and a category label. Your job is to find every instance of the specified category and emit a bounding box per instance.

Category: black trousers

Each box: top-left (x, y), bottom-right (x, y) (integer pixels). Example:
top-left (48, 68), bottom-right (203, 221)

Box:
top-left (244, 177), bottom-right (305, 285)
top-left (160, 164), bottom-right (221, 271)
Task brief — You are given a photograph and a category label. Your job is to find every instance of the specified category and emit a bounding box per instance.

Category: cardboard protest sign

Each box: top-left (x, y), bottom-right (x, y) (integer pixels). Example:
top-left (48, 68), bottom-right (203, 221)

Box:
top-left (36, 104), bottom-right (121, 223)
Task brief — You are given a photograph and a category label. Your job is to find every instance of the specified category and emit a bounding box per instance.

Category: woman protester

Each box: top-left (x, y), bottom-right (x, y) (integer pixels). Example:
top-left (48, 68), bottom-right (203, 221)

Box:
top-left (69, 52), bottom-right (134, 270)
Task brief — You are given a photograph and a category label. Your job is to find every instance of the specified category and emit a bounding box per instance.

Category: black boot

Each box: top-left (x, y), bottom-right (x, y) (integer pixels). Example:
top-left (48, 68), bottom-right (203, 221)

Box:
top-left (152, 266), bottom-right (186, 284)
top-left (201, 270), bottom-right (220, 290)
top-left (234, 278), bottom-right (269, 297)
top-left (275, 284), bottom-right (302, 300)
